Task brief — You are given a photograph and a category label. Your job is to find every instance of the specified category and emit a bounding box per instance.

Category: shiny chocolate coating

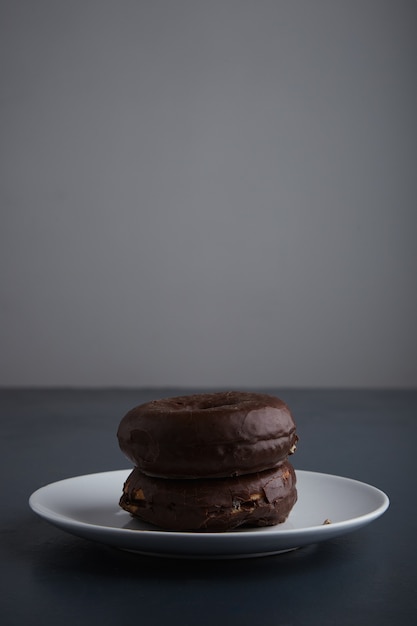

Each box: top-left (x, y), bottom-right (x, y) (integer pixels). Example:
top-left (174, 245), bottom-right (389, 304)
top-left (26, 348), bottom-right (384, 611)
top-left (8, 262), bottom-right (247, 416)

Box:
top-left (119, 460), bottom-right (297, 532)
top-left (117, 391), bottom-right (298, 478)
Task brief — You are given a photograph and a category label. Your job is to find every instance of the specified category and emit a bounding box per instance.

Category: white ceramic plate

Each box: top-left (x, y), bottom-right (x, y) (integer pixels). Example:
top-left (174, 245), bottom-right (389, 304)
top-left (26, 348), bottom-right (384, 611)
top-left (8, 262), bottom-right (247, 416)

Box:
top-left (29, 469), bottom-right (389, 559)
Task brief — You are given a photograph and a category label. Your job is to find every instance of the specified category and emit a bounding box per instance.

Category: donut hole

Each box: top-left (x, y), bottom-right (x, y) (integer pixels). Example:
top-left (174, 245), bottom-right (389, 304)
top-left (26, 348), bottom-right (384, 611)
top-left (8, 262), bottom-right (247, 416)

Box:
top-left (168, 392), bottom-right (243, 412)
top-left (196, 398), bottom-right (239, 411)
top-left (169, 399), bottom-right (239, 412)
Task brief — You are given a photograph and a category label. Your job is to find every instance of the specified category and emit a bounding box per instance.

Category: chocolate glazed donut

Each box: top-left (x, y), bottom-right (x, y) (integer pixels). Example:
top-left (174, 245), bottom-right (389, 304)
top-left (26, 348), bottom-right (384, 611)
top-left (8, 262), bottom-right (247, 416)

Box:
top-left (119, 460), bottom-right (297, 532)
top-left (117, 391), bottom-right (298, 479)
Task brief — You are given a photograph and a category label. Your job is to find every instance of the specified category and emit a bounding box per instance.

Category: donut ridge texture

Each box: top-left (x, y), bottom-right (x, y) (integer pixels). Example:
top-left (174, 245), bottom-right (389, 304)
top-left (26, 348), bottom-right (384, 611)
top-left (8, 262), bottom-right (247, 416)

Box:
top-left (119, 460), bottom-right (297, 532)
top-left (117, 390), bottom-right (298, 479)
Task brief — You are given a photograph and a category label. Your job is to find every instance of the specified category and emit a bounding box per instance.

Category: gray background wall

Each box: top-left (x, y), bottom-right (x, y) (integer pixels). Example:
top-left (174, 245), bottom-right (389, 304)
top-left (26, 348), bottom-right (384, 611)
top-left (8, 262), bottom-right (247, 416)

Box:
top-left (1, 0), bottom-right (416, 388)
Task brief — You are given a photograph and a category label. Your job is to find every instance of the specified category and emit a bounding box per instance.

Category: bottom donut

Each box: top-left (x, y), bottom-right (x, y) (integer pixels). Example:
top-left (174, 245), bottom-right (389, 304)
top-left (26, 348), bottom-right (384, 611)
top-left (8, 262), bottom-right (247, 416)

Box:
top-left (119, 461), bottom-right (297, 532)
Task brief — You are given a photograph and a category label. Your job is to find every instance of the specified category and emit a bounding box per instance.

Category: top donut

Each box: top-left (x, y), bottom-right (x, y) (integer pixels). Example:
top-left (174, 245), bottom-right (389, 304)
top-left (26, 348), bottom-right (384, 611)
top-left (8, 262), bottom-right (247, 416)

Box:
top-left (117, 391), bottom-right (298, 478)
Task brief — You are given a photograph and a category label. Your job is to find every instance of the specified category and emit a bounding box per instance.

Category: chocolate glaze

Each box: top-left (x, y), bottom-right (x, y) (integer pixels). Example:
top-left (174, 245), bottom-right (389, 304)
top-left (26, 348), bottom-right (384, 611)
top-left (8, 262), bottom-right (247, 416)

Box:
top-left (117, 391), bottom-right (298, 478)
top-left (119, 460), bottom-right (297, 532)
